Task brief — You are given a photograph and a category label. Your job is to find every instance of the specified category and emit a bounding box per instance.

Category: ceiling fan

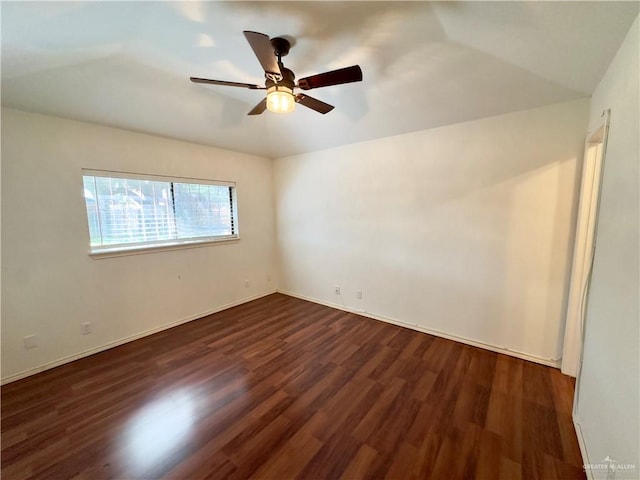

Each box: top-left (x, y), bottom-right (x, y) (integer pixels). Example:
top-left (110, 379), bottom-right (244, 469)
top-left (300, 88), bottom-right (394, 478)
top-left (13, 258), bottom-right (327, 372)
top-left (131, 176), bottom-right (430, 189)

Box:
top-left (190, 31), bottom-right (363, 115)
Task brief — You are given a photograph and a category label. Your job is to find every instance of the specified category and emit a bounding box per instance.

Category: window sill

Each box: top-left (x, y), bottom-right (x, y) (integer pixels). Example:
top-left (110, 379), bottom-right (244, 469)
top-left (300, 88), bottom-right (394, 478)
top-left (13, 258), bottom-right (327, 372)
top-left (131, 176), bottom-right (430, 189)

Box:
top-left (89, 236), bottom-right (239, 259)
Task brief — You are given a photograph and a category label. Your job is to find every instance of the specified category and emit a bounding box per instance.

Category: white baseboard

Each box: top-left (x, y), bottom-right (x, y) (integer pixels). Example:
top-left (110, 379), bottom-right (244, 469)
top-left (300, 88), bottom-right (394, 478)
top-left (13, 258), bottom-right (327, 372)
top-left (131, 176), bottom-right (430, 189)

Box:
top-left (574, 417), bottom-right (592, 480)
top-left (1, 290), bottom-right (277, 385)
top-left (3, 288), bottom-right (560, 385)
top-left (277, 289), bottom-right (561, 368)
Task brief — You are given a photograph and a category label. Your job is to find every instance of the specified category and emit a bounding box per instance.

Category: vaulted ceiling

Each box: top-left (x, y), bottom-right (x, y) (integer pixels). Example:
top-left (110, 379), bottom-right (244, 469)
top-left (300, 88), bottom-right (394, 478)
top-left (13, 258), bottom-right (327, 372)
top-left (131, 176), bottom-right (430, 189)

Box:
top-left (2, 1), bottom-right (637, 158)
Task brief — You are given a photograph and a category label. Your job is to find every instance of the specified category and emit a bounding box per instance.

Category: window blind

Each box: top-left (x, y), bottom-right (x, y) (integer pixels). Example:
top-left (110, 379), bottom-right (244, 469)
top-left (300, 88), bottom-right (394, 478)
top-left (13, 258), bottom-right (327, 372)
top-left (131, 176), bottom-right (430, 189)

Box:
top-left (82, 171), bottom-right (238, 253)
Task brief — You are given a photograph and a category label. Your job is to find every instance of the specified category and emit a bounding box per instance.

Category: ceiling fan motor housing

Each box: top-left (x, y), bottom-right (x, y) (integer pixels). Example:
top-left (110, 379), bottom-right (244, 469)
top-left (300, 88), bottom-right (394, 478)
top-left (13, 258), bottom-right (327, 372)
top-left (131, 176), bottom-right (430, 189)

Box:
top-left (266, 67), bottom-right (295, 90)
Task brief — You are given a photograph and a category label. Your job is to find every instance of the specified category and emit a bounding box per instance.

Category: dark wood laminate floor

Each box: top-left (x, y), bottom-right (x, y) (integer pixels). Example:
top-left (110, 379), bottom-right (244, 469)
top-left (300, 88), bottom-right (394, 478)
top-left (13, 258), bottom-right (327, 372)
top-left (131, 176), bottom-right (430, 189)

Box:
top-left (2, 293), bottom-right (584, 480)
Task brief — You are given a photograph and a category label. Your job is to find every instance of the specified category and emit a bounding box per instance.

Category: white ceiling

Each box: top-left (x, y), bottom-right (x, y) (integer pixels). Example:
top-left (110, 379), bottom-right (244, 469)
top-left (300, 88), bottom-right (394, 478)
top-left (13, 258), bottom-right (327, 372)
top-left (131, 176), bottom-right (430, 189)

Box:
top-left (2, 1), bottom-right (637, 159)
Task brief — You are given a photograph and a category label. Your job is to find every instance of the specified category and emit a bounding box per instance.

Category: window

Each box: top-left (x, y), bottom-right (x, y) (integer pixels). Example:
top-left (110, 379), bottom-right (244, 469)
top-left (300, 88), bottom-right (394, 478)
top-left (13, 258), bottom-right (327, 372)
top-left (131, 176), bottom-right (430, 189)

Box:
top-left (82, 170), bottom-right (238, 255)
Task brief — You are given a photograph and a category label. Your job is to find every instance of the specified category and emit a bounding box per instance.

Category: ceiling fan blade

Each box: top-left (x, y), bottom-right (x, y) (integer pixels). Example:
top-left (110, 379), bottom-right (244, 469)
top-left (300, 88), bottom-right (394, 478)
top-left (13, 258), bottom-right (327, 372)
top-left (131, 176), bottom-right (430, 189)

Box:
top-left (243, 31), bottom-right (282, 80)
top-left (297, 65), bottom-right (362, 90)
top-left (248, 98), bottom-right (267, 116)
top-left (295, 94), bottom-right (335, 114)
top-left (190, 77), bottom-right (265, 89)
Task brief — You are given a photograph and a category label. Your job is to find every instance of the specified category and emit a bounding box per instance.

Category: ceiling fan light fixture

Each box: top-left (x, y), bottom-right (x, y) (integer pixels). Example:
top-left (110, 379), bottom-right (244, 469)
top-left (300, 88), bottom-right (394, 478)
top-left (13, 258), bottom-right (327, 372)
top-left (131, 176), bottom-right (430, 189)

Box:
top-left (191, 31), bottom-right (363, 115)
top-left (266, 85), bottom-right (295, 113)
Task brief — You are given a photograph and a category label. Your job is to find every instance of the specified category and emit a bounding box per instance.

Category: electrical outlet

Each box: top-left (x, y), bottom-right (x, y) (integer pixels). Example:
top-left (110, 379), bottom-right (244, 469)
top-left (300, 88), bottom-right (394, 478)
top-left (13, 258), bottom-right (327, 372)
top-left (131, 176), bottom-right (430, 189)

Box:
top-left (356, 290), bottom-right (363, 300)
top-left (267, 274), bottom-right (271, 283)
top-left (24, 335), bottom-right (38, 349)
top-left (244, 280), bottom-right (250, 288)
top-left (81, 322), bottom-right (92, 335)
top-left (335, 286), bottom-right (341, 295)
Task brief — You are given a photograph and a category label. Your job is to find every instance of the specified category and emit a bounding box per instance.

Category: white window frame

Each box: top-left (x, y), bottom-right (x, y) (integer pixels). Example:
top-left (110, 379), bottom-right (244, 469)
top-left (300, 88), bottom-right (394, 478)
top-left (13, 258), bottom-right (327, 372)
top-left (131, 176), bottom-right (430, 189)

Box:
top-left (82, 169), bottom-right (239, 258)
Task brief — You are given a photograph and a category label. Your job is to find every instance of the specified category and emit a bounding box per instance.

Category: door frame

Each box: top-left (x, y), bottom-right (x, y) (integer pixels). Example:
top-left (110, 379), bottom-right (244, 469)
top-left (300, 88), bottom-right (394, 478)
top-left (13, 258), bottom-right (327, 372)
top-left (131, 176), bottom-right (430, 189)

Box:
top-left (561, 111), bottom-right (610, 377)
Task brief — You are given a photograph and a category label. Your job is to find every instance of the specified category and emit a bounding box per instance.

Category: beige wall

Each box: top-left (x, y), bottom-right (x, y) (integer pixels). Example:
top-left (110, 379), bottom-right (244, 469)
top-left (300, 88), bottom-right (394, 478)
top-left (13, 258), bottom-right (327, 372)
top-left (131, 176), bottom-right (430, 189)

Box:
top-left (275, 99), bottom-right (589, 364)
top-left (575, 14), bottom-right (639, 476)
top-left (1, 108), bottom-right (277, 382)
top-left (1, 96), bottom-right (594, 380)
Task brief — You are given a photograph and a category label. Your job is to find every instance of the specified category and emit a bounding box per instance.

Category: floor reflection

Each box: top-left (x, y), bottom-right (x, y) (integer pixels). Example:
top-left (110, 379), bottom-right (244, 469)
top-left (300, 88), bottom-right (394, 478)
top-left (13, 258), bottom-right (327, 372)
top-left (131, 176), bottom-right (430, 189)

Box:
top-left (121, 389), bottom-right (195, 474)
